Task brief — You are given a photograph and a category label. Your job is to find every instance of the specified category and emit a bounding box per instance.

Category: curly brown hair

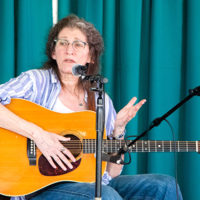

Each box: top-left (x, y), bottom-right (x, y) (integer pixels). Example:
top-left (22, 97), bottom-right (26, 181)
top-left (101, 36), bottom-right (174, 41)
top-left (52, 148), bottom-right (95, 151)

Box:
top-left (43, 15), bottom-right (104, 111)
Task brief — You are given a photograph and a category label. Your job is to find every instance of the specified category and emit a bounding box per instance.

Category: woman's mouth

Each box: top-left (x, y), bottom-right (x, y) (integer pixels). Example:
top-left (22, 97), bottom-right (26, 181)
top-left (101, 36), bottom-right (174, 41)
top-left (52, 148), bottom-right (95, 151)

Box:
top-left (64, 59), bottom-right (75, 63)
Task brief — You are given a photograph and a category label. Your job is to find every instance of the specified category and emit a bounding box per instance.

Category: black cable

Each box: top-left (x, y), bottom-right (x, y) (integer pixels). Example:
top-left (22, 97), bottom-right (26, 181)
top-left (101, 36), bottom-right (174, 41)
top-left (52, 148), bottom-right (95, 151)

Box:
top-left (118, 136), bottom-right (132, 165)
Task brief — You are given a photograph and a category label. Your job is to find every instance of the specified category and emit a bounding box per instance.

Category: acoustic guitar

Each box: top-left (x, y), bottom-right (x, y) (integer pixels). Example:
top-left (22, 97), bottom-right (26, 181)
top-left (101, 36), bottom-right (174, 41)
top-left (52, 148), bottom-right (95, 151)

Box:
top-left (0, 99), bottom-right (199, 197)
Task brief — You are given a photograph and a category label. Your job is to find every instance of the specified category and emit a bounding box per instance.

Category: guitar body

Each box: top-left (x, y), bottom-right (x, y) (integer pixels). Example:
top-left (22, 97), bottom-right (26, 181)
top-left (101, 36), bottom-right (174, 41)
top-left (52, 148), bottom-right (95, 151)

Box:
top-left (0, 99), bottom-right (106, 196)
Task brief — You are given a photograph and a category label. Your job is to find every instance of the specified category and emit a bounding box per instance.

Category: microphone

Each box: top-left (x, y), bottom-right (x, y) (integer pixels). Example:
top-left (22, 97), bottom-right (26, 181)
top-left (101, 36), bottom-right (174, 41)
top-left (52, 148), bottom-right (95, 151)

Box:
top-left (72, 64), bottom-right (108, 84)
top-left (72, 64), bottom-right (88, 77)
top-left (102, 144), bottom-right (128, 165)
top-left (102, 153), bottom-right (125, 164)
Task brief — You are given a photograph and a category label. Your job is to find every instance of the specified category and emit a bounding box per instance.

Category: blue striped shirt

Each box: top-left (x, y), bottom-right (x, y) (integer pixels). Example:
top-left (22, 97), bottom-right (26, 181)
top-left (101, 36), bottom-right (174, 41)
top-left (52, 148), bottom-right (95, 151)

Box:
top-left (0, 68), bottom-right (117, 200)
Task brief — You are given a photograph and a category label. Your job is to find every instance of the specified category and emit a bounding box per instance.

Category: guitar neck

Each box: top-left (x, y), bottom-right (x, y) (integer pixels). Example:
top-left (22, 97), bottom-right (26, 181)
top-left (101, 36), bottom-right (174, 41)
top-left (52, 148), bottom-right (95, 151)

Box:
top-left (82, 140), bottom-right (199, 153)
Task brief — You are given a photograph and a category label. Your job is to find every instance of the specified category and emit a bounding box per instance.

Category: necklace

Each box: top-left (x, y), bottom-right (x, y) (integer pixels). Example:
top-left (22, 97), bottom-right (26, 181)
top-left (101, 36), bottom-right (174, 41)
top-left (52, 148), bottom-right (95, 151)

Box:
top-left (61, 86), bottom-right (86, 107)
top-left (78, 97), bottom-right (86, 106)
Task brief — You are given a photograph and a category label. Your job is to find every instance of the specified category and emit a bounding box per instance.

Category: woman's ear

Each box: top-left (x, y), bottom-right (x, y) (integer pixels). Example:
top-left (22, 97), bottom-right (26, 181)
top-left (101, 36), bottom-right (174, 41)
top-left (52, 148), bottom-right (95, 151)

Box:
top-left (51, 51), bottom-right (56, 60)
top-left (87, 55), bottom-right (95, 64)
top-left (86, 55), bottom-right (91, 63)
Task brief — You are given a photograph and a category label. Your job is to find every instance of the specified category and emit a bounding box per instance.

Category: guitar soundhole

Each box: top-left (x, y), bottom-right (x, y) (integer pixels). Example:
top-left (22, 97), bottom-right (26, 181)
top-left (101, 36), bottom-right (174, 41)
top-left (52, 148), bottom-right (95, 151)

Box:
top-left (38, 134), bottom-right (82, 176)
top-left (64, 134), bottom-right (82, 157)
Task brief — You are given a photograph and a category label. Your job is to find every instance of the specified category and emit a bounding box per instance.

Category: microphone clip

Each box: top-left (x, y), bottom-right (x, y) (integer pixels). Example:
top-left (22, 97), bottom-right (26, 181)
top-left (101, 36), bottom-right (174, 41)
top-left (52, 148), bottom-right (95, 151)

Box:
top-left (83, 74), bottom-right (108, 84)
top-left (189, 86), bottom-right (200, 96)
top-left (102, 143), bottom-right (130, 165)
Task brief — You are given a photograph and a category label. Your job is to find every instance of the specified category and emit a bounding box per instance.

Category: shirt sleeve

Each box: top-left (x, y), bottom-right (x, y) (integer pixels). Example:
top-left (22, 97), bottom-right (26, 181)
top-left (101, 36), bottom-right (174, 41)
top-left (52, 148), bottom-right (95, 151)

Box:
top-left (102, 94), bottom-right (125, 185)
top-left (0, 72), bottom-right (34, 105)
top-left (0, 72), bottom-right (33, 200)
top-left (102, 171), bottom-right (112, 185)
top-left (104, 93), bottom-right (116, 138)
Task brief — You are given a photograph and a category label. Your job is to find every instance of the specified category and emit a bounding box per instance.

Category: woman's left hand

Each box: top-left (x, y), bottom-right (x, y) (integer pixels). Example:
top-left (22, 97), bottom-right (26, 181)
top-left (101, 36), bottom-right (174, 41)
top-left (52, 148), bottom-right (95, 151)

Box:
top-left (113, 97), bottom-right (146, 137)
top-left (106, 97), bottom-right (146, 178)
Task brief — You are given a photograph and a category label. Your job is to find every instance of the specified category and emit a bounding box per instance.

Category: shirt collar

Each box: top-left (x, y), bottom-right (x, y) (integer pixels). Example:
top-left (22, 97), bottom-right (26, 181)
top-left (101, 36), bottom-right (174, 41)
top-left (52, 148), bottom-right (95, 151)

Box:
top-left (49, 68), bottom-right (88, 102)
top-left (50, 68), bottom-right (59, 84)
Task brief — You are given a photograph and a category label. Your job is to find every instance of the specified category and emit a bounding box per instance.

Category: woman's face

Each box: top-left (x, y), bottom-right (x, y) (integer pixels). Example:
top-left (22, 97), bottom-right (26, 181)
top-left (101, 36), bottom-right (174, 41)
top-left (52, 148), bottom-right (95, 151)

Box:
top-left (52, 27), bottom-right (91, 76)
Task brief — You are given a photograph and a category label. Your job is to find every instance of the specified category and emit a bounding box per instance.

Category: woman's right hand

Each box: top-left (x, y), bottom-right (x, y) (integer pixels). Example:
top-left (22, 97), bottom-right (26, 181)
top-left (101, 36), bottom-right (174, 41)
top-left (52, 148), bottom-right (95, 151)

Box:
top-left (0, 103), bottom-right (76, 171)
top-left (31, 125), bottom-right (76, 171)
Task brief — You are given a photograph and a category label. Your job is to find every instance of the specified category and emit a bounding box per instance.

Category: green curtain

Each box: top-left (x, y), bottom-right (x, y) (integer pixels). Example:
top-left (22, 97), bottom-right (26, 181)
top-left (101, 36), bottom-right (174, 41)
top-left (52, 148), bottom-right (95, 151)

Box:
top-left (0, 0), bottom-right (200, 199)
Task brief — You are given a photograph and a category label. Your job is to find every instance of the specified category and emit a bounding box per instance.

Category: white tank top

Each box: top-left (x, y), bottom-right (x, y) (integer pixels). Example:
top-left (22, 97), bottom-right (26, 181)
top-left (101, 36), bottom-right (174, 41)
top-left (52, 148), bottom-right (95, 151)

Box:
top-left (53, 98), bottom-right (74, 113)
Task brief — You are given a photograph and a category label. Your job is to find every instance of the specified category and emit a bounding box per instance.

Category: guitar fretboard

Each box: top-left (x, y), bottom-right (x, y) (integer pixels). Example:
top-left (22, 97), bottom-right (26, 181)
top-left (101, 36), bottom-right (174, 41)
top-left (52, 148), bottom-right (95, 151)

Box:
top-left (82, 140), bottom-right (198, 153)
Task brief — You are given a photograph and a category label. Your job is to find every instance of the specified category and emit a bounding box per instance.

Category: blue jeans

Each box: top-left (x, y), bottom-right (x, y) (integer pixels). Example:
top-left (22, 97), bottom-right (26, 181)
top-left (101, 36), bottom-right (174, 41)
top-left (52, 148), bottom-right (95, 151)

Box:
top-left (30, 174), bottom-right (183, 200)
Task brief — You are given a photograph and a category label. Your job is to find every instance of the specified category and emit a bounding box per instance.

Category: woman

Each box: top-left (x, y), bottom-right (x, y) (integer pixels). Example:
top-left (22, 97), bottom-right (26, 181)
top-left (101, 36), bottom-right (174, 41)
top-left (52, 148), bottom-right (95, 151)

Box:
top-left (0, 15), bottom-right (182, 200)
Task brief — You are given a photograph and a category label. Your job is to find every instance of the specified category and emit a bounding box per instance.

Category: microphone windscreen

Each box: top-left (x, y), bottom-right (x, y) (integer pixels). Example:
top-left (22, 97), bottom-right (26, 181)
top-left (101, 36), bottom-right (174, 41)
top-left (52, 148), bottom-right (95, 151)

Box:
top-left (72, 64), bottom-right (81, 76)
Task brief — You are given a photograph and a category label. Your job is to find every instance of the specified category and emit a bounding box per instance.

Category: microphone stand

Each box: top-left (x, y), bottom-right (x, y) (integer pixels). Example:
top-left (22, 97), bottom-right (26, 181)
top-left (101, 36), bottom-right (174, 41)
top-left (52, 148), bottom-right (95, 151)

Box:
top-left (118, 85), bottom-right (200, 156)
top-left (83, 74), bottom-right (108, 199)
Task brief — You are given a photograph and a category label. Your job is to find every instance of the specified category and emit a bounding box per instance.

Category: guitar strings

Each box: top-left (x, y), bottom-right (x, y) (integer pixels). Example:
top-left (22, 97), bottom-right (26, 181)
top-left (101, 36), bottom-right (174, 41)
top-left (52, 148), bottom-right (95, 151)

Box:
top-left (58, 140), bottom-right (196, 152)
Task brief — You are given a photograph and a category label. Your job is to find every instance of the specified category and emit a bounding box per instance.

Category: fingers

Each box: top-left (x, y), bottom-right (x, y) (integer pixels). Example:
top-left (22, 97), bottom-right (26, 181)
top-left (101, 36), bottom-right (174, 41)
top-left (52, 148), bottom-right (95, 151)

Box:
top-left (43, 153), bottom-right (57, 169)
top-left (62, 148), bottom-right (76, 163)
top-left (57, 134), bottom-right (71, 141)
top-left (43, 147), bottom-right (76, 171)
top-left (128, 99), bottom-right (146, 117)
top-left (126, 97), bottom-right (146, 108)
top-left (35, 132), bottom-right (76, 171)
top-left (53, 150), bottom-right (74, 171)
top-left (125, 97), bottom-right (137, 108)
top-left (134, 99), bottom-right (146, 111)
top-left (115, 97), bottom-right (147, 131)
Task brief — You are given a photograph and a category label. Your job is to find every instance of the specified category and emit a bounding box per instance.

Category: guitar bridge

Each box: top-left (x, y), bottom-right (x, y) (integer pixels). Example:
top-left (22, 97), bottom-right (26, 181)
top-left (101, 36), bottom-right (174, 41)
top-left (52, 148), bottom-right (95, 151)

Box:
top-left (27, 138), bottom-right (36, 165)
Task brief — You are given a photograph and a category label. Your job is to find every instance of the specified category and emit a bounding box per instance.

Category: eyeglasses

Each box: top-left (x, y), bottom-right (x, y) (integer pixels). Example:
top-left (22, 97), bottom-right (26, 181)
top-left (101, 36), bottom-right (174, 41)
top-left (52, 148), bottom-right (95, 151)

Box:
top-left (54, 38), bottom-right (88, 51)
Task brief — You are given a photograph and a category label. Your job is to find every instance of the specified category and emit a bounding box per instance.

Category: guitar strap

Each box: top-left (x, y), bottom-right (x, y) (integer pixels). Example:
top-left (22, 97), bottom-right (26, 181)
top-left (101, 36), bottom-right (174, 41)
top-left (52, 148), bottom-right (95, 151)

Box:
top-left (27, 139), bottom-right (36, 165)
